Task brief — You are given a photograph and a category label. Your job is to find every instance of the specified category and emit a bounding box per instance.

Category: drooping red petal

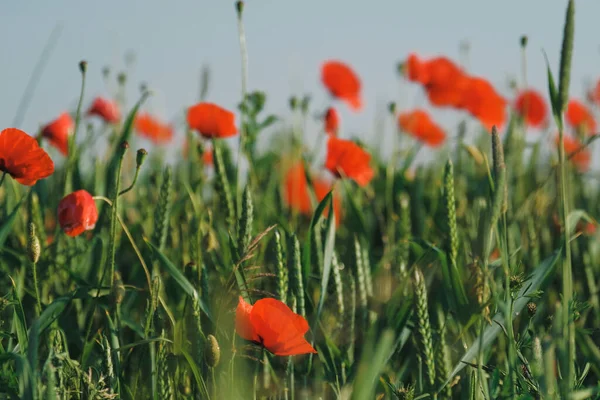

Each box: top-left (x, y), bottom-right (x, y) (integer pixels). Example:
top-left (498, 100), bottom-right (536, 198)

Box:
top-left (135, 113), bottom-right (174, 144)
top-left (235, 296), bottom-right (260, 343)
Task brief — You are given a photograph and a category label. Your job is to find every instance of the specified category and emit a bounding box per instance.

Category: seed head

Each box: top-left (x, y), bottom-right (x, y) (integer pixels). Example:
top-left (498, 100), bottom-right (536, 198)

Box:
top-left (205, 334), bottom-right (221, 368)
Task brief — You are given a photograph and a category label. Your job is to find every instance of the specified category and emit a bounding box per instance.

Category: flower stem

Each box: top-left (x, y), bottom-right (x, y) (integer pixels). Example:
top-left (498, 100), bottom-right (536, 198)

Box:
top-left (32, 261), bottom-right (42, 315)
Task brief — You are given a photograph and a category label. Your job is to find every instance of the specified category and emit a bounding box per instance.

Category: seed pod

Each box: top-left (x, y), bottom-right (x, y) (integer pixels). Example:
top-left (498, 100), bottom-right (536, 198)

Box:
top-left (205, 334), bottom-right (221, 368)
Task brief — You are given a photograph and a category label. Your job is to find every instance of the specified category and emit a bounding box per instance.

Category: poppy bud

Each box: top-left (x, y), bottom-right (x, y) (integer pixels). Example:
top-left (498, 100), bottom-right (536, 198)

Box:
top-left (102, 66), bottom-right (110, 80)
top-left (58, 190), bottom-right (99, 237)
top-left (79, 60), bottom-right (87, 74)
top-left (117, 72), bottom-right (127, 86)
top-left (136, 149), bottom-right (148, 168)
top-left (289, 96), bottom-right (298, 111)
top-left (205, 334), bottom-right (221, 367)
top-left (235, 1), bottom-right (244, 16)
top-left (27, 223), bottom-right (41, 264)
top-left (300, 95), bottom-right (311, 114)
top-left (520, 35), bottom-right (528, 48)
top-left (121, 141), bottom-right (130, 150)
top-left (388, 102), bottom-right (397, 115)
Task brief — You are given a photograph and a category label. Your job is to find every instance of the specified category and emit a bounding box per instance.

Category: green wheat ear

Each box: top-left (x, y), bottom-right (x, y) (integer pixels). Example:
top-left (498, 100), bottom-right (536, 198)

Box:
top-left (274, 229), bottom-right (288, 304)
top-left (414, 267), bottom-right (436, 388)
top-left (287, 233), bottom-right (305, 317)
top-left (153, 165), bottom-right (172, 253)
top-left (157, 331), bottom-right (173, 400)
top-left (213, 139), bottom-right (236, 229)
top-left (331, 251), bottom-right (345, 319)
top-left (398, 192), bottom-right (411, 278)
top-left (237, 184), bottom-right (253, 256)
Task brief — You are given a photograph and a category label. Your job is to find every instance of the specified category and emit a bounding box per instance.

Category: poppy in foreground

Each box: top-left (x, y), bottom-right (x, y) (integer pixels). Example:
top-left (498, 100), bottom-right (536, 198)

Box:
top-left (187, 102), bottom-right (238, 139)
top-left (556, 134), bottom-right (590, 172)
top-left (41, 112), bottom-right (75, 155)
top-left (398, 109), bottom-right (446, 147)
top-left (566, 99), bottom-right (596, 134)
top-left (321, 60), bottom-right (363, 111)
top-left (87, 97), bottom-right (121, 124)
top-left (324, 107), bottom-right (340, 135)
top-left (236, 296), bottom-right (317, 356)
top-left (58, 190), bottom-right (99, 237)
top-left (514, 89), bottom-right (547, 129)
top-left (325, 135), bottom-right (374, 187)
top-left (284, 162), bottom-right (341, 225)
top-left (0, 128), bottom-right (54, 186)
top-left (135, 113), bottom-right (174, 144)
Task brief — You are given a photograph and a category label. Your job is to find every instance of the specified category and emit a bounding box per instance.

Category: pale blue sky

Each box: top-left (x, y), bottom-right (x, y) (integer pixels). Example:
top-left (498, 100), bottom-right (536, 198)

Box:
top-left (1, 0), bottom-right (599, 159)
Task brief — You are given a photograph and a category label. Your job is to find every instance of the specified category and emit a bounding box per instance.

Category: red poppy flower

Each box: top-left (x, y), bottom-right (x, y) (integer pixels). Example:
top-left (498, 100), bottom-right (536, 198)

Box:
top-left (87, 97), bottom-right (121, 124)
top-left (556, 134), bottom-right (590, 172)
top-left (57, 190), bottom-right (99, 237)
top-left (187, 102), bottom-right (238, 139)
top-left (404, 53), bottom-right (468, 108)
top-left (134, 113), bottom-right (174, 144)
top-left (41, 112), bottom-right (74, 156)
top-left (514, 90), bottom-right (547, 129)
top-left (324, 107), bottom-right (340, 135)
top-left (0, 128), bottom-right (54, 186)
top-left (325, 135), bottom-right (374, 187)
top-left (566, 99), bottom-right (596, 134)
top-left (461, 77), bottom-right (507, 130)
top-left (283, 162), bottom-right (341, 225)
top-left (236, 296), bottom-right (317, 356)
top-left (398, 109), bottom-right (446, 147)
top-left (321, 60), bottom-right (363, 111)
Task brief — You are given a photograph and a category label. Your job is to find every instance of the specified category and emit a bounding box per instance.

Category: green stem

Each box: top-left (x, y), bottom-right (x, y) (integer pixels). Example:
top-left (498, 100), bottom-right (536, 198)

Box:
top-left (107, 145), bottom-right (127, 288)
top-left (235, 2), bottom-right (249, 216)
top-left (558, 122), bottom-right (574, 389)
top-left (64, 61), bottom-right (87, 195)
top-left (118, 165), bottom-right (141, 196)
top-left (0, 171), bottom-right (6, 187)
top-left (32, 261), bottom-right (42, 315)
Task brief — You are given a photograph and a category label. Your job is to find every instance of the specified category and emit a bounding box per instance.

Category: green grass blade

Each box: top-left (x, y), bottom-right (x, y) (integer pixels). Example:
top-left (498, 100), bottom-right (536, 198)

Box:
top-left (145, 238), bottom-right (213, 322)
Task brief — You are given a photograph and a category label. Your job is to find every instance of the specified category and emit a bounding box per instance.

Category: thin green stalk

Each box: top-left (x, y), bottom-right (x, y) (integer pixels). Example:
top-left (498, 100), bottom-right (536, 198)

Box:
top-left (556, 0), bottom-right (575, 393)
top-left (235, 0), bottom-right (249, 213)
top-left (107, 142), bottom-right (128, 287)
top-left (0, 171), bottom-right (6, 187)
top-left (64, 60), bottom-right (87, 195)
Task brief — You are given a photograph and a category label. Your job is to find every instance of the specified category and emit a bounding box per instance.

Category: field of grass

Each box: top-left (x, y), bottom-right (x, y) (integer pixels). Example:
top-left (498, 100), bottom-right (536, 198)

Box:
top-left (1, 1), bottom-right (600, 399)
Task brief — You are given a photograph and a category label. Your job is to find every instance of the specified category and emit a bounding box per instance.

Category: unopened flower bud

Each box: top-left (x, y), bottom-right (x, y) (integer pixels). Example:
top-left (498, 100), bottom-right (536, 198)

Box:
top-left (235, 1), bottom-right (244, 16)
top-left (136, 149), bottom-right (148, 168)
top-left (289, 96), bottom-right (298, 111)
top-left (520, 35), bottom-right (528, 48)
top-left (79, 60), bottom-right (88, 74)
top-left (388, 102), bottom-right (397, 115)
top-left (117, 72), bottom-right (127, 86)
